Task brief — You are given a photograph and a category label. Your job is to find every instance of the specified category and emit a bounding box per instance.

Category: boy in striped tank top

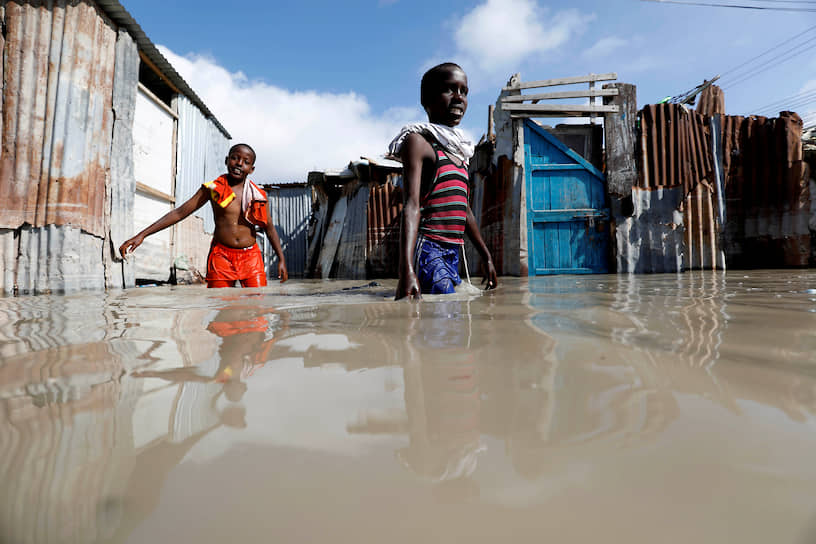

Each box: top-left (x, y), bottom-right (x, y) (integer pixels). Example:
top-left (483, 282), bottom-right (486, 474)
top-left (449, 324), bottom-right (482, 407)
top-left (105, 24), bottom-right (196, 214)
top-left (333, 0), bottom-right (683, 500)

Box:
top-left (389, 63), bottom-right (497, 300)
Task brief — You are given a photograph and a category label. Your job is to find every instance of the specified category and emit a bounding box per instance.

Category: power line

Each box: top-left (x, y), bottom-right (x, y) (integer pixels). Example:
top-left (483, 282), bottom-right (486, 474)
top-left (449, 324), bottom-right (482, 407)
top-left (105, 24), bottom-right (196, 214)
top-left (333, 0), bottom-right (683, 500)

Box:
top-left (641, 0), bottom-right (816, 11)
top-left (764, 94), bottom-right (816, 112)
top-left (721, 36), bottom-right (816, 89)
top-left (720, 24), bottom-right (816, 78)
top-left (754, 87), bottom-right (816, 112)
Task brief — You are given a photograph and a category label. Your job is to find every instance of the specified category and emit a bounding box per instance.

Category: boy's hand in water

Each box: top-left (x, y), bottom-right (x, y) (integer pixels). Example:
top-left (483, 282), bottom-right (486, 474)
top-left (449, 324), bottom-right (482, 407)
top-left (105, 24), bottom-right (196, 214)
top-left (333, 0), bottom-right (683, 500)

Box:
top-left (277, 261), bottom-right (289, 283)
top-left (119, 235), bottom-right (145, 259)
top-left (482, 260), bottom-right (498, 290)
top-left (395, 273), bottom-right (421, 300)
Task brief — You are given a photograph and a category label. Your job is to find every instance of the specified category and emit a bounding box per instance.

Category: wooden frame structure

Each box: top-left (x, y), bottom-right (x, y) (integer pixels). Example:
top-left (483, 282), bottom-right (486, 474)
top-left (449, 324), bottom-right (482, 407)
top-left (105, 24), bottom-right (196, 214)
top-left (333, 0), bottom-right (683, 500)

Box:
top-left (501, 72), bottom-right (619, 120)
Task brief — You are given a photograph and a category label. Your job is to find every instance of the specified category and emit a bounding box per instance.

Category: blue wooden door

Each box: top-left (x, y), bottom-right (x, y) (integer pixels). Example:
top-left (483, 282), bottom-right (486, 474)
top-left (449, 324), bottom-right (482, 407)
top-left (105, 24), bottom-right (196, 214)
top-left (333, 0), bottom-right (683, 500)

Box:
top-left (524, 120), bottom-right (609, 275)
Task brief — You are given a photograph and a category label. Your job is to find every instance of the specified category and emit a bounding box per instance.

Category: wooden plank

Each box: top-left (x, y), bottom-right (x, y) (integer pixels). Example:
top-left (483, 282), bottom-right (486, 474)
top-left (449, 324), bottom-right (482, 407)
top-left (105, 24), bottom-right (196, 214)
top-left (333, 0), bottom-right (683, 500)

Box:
top-left (136, 182), bottom-right (175, 204)
top-left (138, 82), bottom-right (179, 120)
top-left (504, 103), bottom-right (619, 113)
top-left (139, 51), bottom-right (182, 95)
top-left (501, 88), bottom-right (618, 103)
top-left (529, 210), bottom-right (609, 223)
top-left (603, 83), bottom-right (638, 199)
top-left (316, 195), bottom-right (348, 279)
top-left (504, 73), bottom-right (617, 91)
top-left (529, 163), bottom-right (587, 171)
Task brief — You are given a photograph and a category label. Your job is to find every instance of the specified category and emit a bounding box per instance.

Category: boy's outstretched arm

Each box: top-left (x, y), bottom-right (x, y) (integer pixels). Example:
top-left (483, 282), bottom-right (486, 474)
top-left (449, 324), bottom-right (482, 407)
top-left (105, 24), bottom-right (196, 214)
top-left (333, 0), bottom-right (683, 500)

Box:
top-left (119, 187), bottom-right (210, 257)
top-left (395, 134), bottom-right (428, 300)
top-left (465, 206), bottom-right (497, 289)
top-left (264, 221), bottom-right (288, 282)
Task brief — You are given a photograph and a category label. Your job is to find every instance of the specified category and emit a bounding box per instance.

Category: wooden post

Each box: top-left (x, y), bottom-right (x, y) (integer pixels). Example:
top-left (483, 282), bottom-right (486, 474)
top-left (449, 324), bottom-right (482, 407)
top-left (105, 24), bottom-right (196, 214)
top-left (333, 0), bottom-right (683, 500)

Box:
top-left (488, 104), bottom-right (494, 140)
top-left (589, 79), bottom-right (596, 125)
top-left (603, 83), bottom-right (637, 199)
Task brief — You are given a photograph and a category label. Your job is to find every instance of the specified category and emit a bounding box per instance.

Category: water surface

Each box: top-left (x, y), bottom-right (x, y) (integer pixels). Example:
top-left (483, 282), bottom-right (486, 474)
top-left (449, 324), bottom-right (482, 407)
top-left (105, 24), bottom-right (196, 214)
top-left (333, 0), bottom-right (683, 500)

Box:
top-left (2, 271), bottom-right (816, 543)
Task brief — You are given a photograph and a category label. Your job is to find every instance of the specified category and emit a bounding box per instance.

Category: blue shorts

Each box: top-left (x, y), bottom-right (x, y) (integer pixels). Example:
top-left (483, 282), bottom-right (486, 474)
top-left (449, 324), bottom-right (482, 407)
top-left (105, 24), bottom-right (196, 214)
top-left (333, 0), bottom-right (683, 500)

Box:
top-left (415, 235), bottom-right (462, 295)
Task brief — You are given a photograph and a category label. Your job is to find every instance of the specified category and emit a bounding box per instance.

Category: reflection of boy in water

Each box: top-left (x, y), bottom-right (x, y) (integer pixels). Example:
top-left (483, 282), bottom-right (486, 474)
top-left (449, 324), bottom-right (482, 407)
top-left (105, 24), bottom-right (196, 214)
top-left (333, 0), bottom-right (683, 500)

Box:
top-left (133, 306), bottom-right (286, 403)
top-left (398, 301), bottom-right (484, 500)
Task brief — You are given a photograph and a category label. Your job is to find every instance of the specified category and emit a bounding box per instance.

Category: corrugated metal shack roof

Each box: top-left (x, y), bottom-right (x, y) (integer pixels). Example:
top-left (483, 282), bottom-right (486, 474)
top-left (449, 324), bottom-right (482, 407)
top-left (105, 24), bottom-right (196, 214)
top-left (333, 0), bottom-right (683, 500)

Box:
top-left (308, 157), bottom-right (402, 184)
top-left (95, 0), bottom-right (231, 139)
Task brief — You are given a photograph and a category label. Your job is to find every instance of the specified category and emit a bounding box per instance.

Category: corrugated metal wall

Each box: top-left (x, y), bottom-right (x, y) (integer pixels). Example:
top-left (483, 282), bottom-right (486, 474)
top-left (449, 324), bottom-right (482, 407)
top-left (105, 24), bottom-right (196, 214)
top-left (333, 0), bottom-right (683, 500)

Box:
top-left (640, 104), bottom-right (713, 195)
top-left (174, 95), bottom-right (230, 234)
top-left (366, 176), bottom-right (402, 278)
top-left (638, 104), bottom-right (808, 269)
top-left (638, 104), bottom-right (724, 270)
top-left (264, 185), bottom-right (312, 278)
top-left (722, 112), bottom-right (809, 267)
top-left (173, 95), bottom-right (230, 275)
top-left (106, 29), bottom-right (140, 290)
top-left (0, 1), bottom-right (122, 294)
top-left (0, 1), bottom-right (116, 237)
top-left (335, 183), bottom-right (370, 279)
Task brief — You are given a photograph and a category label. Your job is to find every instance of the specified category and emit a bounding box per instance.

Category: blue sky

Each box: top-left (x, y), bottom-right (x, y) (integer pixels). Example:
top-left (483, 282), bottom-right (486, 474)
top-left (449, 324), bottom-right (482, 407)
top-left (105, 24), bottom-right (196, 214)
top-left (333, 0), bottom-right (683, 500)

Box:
top-left (121, 0), bottom-right (816, 182)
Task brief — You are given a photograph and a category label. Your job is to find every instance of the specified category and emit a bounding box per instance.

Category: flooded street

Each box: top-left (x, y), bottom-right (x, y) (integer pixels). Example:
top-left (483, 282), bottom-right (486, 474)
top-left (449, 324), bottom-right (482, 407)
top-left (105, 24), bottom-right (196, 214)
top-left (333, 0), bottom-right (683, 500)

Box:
top-left (2, 270), bottom-right (816, 543)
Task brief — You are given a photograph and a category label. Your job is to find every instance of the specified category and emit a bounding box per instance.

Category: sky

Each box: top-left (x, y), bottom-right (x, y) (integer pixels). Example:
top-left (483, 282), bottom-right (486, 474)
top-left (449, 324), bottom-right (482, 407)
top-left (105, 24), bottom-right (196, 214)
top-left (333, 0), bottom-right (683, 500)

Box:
top-left (120, 0), bottom-right (816, 182)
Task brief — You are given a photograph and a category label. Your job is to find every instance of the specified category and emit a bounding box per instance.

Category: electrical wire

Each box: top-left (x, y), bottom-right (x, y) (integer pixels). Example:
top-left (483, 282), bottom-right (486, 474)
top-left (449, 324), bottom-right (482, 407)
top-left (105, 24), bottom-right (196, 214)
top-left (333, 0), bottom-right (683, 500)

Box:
top-left (754, 87), bottom-right (816, 112)
top-left (719, 24), bottom-right (816, 79)
top-left (756, 93), bottom-right (816, 116)
top-left (641, 0), bottom-right (816, 11)
top-left (721, 36), bottom-right (816, 89)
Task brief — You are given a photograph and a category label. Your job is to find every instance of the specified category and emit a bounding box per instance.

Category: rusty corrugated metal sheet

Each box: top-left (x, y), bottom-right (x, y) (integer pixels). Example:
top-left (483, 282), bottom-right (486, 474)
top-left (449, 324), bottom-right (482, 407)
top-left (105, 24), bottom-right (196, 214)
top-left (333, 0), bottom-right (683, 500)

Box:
top-left (640, 104), bottom-right (714, 195)
top-left (467, 149), bottom-right (515, 276)
top-left (721, 112), bottom-right (809, 267)
top-left (696, 85), bottom-right (725, 117)
top-left (366, 176), bottom-right (402, 277)
top-left (639, 105), bottom-right (717, 271)
top-left (0, 1), bottom-right (117, 238)
top-left (639, 104), bottom-right (809, 269)
top-left (683, 183), bottom-right (724, 270)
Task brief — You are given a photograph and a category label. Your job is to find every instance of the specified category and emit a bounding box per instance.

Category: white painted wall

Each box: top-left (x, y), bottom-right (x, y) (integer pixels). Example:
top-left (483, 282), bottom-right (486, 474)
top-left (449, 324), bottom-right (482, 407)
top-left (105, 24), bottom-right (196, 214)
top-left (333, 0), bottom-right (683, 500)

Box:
top-left (133, 192), bottom-right (173, 281)
top-left (133, 88), bottom-right (175, 194)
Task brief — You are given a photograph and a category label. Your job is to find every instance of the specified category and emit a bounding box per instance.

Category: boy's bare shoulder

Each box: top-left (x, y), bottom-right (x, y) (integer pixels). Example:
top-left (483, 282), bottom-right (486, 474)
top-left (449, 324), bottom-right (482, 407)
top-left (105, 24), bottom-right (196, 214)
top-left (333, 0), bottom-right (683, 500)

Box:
top-left (401, 132), bottom-right (434, 160)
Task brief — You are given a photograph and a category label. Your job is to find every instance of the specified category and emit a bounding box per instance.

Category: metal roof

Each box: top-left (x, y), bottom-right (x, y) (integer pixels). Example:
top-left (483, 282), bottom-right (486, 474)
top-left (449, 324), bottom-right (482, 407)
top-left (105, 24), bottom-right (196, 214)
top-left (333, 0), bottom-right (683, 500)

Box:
top-left (95, 0), bottom-right (231, 139)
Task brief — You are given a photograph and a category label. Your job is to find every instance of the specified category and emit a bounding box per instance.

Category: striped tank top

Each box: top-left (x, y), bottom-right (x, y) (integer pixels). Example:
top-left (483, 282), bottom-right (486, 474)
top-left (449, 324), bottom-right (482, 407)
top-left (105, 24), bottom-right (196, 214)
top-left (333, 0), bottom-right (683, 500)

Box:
top-left (419, 142), bottom-right (469, 245)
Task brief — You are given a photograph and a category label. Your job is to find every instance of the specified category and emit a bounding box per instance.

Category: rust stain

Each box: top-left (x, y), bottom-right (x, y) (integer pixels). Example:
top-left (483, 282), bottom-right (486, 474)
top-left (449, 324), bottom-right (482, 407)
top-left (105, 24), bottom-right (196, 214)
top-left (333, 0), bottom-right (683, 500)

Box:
top-left (0, 1), bottom-right (116, 238)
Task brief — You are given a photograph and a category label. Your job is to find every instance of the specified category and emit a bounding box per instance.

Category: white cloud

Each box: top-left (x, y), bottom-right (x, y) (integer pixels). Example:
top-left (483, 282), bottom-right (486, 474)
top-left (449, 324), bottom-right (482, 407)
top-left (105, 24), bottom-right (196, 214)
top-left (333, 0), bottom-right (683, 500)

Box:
top-left (582, 36), bottom-right (628, 60)
top-left (159, 46), bottom-right (423, 182)
top-left (453, 0), bottom-right (593, 75)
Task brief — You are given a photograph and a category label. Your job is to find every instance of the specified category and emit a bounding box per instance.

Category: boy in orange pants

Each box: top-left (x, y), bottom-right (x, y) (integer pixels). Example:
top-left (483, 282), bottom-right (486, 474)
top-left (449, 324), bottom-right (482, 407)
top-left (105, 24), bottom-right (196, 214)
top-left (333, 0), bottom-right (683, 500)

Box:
top-left (120, 143), bottom-right (287, 287)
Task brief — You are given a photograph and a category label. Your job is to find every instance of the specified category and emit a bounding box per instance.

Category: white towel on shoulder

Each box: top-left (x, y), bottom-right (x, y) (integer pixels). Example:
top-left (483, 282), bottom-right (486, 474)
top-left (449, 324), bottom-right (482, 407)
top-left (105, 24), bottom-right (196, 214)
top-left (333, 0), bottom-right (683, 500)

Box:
top-left (388, 123), bottom-right (474, 166)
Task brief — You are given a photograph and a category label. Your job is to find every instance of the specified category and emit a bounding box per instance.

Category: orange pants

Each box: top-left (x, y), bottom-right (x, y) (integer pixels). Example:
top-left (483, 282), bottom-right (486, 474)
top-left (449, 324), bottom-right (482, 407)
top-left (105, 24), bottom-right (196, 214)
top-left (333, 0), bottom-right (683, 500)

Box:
top-left (206, 242), bottom-right (267, 288)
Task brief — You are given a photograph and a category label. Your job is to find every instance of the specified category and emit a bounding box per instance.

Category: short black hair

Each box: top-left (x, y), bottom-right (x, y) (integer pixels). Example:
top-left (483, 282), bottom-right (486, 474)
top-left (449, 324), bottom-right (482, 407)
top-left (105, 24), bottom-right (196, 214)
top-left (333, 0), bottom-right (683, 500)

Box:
top-left (228, 143), bottom-right (256, 164)
top-left (420, 62), bottom-right (464, 110)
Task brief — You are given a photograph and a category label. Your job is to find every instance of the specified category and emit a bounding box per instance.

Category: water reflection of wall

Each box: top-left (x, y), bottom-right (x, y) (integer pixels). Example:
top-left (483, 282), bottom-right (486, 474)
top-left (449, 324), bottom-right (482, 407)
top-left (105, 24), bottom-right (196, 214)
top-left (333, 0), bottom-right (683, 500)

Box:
top-left (0, 296), bottom-right (288, 543)
top-left (526, 273), bottom-right (816, 447)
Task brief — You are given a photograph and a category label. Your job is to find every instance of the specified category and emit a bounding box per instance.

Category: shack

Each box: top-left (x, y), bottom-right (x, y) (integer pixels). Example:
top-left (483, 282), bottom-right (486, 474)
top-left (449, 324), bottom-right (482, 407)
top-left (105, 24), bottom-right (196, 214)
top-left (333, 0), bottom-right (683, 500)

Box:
top-left (0, 0), bottom-right (230, 295)
top-left (307, 158), bottom-right (403, 279)
top-left (472, 72), bottom-right (812, 275)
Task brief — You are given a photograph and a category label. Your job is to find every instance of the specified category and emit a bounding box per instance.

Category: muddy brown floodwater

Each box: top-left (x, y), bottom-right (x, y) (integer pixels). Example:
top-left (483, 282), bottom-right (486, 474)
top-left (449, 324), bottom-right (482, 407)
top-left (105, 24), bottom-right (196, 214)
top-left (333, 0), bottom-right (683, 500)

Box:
top-left (2, 270), bottom-right (816, 543)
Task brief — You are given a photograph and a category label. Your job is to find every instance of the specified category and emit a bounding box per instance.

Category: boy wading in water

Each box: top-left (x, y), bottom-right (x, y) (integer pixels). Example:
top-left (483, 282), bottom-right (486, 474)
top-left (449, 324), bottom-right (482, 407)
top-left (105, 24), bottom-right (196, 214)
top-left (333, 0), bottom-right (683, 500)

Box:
top-left (389, 63), bottom-right (497, 300)
top-left (119, 143), bottom-right (288, 287)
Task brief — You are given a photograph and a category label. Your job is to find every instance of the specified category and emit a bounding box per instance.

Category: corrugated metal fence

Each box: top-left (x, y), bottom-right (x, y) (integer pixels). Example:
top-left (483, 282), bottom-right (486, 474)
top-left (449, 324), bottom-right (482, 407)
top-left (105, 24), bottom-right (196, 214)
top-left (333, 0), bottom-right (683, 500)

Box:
top-left (639, 104), bottom-right (808, 269)
top-left (366, 176), bottom-right (402, 278)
